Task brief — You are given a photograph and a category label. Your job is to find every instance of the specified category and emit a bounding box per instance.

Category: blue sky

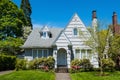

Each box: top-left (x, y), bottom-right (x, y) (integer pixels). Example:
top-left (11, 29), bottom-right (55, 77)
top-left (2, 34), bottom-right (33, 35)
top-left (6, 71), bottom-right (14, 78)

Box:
top-left (13, 0), bottom-right (120, 29)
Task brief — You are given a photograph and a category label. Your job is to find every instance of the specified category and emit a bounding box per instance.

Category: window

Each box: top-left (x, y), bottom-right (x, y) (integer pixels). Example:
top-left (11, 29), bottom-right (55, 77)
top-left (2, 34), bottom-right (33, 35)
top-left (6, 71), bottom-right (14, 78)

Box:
top-left (75, 49), bottom-right (80, 59)
top-left (33, 49), bottom-right (37, 59)
top-left (32, 49), bottom-right (49, 58)
top-left (73, 28), bottom-right (77, 35)
top-left (43, 50), bottom-right (48, 57)
top-left (25, 49), bottom-right (32, 56)
top-left (81, 50), bottom-right (86, 59)
top-left (43, 32), bottom-right (47, 37)
top-left (38, 50), bottom-right (42, 58)
top-left (87, 50), bottom-right (92, 59)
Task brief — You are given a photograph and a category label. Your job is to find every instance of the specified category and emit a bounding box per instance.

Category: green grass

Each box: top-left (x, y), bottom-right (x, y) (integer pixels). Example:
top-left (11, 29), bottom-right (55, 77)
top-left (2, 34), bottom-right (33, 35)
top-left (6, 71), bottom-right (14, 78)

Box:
top-left (70, 71), bottom-right (120, 80)
top-left (0, 70), bottom-right (55, 80)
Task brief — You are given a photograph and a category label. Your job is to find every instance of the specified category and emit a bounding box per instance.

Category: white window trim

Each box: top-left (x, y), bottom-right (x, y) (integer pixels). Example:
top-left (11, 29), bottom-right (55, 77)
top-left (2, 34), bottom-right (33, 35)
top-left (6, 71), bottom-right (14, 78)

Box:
top-left (73, 28), bottom-right (79, 37)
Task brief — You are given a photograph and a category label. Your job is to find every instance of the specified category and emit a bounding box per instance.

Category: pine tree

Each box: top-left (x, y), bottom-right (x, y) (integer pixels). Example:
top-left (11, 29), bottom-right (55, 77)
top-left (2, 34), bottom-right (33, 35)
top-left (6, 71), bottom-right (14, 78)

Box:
top-left (20, 0), bottom-right (32, 28)
top-left (20, 0), bottom-right (32, 40)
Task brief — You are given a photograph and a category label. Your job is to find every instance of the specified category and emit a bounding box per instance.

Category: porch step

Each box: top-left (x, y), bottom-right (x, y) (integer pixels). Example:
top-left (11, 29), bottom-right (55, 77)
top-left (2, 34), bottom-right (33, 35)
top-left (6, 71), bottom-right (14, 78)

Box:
top-left (56, 67), bottom-right (68, 73)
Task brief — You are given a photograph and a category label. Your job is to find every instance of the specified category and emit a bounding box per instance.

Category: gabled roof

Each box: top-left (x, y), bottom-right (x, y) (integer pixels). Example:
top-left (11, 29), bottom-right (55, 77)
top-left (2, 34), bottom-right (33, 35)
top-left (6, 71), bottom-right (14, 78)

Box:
top-left (21, 28), bottom-right (63, 48)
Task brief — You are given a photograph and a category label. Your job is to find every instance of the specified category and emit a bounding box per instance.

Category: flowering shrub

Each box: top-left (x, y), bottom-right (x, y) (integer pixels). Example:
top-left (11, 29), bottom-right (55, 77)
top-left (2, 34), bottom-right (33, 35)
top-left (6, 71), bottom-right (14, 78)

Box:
top-left (28, 56), bottom-right (55, 71)
top-left (70, 59), bottom-right (93, 73)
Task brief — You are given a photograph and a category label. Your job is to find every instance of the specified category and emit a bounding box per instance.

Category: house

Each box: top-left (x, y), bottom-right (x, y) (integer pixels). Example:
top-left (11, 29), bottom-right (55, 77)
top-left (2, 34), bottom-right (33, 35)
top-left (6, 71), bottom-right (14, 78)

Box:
top-left (21, 11), bottom-right (99, 69)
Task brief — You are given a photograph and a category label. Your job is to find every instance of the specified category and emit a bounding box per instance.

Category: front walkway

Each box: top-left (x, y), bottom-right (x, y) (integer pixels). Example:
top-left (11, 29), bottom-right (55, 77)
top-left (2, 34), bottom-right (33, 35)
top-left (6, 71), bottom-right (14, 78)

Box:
top-left (0, 70), bottom-right (13, 75)
top-left (56, 73), bottom-right (71, 80)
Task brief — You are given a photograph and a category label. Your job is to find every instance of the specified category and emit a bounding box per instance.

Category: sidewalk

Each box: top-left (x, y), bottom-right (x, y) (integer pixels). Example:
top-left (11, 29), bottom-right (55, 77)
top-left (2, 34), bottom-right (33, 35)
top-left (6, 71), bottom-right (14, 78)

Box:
top-left (0, 70), bottom-right (13, 75)
top-left (56, 73), bottom-right (71, 80)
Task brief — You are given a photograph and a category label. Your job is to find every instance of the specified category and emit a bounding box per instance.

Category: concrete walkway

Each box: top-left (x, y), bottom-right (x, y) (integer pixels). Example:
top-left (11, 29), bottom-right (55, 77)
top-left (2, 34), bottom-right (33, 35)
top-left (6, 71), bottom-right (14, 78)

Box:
top-left (56, 73), bottom-right (71, 80)
top-left (0, 70), bottom-right (13, 75)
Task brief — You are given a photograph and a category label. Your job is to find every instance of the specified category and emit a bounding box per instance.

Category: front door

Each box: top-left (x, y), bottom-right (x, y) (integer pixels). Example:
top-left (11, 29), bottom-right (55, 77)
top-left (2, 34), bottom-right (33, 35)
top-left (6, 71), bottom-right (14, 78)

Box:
top-left (57, 48), bottom-right (67, 66)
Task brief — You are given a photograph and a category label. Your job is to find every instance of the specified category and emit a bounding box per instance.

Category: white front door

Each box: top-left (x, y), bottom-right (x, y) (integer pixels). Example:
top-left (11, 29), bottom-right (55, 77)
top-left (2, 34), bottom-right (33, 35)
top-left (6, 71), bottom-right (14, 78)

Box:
top-left (57, 48), bottom-right (67, 66)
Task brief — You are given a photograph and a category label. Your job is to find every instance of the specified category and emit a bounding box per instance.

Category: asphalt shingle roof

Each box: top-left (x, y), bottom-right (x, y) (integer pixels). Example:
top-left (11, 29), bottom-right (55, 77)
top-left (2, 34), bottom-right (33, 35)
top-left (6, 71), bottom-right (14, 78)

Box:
top-left (21, 28), bottom-right (63, 48)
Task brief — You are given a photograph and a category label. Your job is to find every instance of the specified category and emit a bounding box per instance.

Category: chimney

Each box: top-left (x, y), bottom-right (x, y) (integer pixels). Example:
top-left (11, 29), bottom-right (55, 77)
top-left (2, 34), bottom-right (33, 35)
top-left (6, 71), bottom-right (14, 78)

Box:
top-left (112, 12), bottom-right (118, 26)
top-left (92, 10), bottom-right (97, 20)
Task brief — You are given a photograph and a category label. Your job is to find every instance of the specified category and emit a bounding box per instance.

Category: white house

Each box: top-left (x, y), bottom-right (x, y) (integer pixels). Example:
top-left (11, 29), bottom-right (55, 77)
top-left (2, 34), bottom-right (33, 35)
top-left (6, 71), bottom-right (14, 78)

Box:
top-left (21, 12), bottom-right (99, 69)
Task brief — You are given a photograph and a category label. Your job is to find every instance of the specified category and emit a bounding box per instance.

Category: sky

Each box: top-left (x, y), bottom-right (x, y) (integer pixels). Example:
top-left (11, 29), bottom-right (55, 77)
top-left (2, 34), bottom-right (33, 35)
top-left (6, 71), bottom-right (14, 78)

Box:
top-left (13, 0), bottom-right (120, 29)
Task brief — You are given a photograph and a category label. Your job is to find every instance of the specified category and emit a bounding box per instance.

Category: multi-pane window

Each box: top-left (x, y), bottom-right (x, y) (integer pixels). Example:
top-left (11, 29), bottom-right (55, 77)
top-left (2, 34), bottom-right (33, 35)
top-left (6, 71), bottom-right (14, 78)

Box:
top-left (32, 49), bottom-right (48, 59)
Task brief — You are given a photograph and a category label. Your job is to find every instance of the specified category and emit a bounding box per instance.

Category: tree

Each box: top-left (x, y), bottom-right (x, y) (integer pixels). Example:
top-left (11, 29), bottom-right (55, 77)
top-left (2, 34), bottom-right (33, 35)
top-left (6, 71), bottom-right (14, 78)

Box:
top-left (0, 37), bottom-right (24, 55)
top-left (0, 0), bottom-right (26, 39)
top-left (0, 0), bottom-right (25, 55)
top-left (108, 34), bottom-right (120, 70)
top-left (20, 0), bottom-right (32, 28)
top-left (80, 24), bottom-right (112, 75)
top-left (20, 0), bottom-right (32, 40)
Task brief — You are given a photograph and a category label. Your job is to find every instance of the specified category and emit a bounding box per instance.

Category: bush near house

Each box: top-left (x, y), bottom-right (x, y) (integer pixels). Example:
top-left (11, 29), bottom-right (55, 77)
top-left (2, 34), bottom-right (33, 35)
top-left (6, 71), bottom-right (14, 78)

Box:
top-left (0, 55), bottom-right (16, 71)
top-left (15, 59), bottom-right (27, 70)
top-left (70, 59), bottom-right (93, 73)
top-left (15, 56), bottom-right (55, 71)
top-left (102, 58), bottom-right (115, 72)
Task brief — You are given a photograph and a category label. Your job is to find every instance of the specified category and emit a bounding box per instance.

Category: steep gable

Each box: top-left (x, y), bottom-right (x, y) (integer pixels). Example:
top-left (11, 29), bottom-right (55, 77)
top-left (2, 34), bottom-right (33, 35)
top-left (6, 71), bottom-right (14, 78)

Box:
top-left (64, 13), bottom-right (91, 49)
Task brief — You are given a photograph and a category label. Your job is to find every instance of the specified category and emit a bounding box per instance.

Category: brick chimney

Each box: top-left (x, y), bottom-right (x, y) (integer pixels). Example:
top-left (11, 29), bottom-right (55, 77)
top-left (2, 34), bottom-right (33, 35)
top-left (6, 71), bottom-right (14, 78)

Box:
top-left (112, 12), bottom-right (118, 26)
top-left (92, 10), bottom-right (97, 20)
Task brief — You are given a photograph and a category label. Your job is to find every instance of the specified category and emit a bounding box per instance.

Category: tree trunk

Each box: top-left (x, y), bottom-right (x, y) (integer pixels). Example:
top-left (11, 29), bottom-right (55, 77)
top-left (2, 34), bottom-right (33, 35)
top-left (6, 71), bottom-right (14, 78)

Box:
top-left (100, 57), bottom-right (103, 76)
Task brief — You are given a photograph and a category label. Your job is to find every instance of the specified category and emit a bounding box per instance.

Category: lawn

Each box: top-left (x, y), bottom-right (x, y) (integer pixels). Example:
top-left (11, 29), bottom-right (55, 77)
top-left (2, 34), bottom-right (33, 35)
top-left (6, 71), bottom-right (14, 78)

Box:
top-left (70, 71), bottom-right (120, 80)
top-left (0, 70), bottom-right (55, 80)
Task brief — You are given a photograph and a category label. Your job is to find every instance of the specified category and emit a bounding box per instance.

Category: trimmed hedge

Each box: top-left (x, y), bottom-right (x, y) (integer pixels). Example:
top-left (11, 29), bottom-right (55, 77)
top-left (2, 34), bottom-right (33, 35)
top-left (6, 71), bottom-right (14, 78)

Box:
top-left (0, 55), bottom-right (16, 71)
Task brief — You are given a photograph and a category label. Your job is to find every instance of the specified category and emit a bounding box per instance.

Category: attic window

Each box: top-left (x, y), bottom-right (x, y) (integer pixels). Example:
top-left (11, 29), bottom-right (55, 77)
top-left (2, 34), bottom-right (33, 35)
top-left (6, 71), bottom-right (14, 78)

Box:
top-left (73, 28), bottom-right (78, 35)
top-left (43, 32), bottom-right (47, 37)
top-left (48, 32), bottom-right (52, 38)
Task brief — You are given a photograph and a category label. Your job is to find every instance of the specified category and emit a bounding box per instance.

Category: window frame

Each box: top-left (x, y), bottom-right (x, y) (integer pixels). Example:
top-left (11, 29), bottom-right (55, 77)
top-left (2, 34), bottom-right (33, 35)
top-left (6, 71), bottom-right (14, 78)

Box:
top-left (73, 28), bottom-right (78, 36)
top-left (32, 49), bottom-right (49, 59)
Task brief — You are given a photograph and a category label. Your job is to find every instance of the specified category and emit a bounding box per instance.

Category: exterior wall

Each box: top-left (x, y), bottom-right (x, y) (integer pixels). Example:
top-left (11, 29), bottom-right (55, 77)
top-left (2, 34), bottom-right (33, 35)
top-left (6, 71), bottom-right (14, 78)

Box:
top-left (24, 48), bottom-right (53, 61)
top-left (54, 32), bottom-right (71, 68)
top-left (63, 14), bottom-right (98, 68)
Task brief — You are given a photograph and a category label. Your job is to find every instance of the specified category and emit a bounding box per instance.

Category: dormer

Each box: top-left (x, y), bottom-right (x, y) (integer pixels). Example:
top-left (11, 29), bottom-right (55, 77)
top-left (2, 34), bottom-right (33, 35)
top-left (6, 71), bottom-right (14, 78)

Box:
top-left (40, 26), bottom-right (52, 39)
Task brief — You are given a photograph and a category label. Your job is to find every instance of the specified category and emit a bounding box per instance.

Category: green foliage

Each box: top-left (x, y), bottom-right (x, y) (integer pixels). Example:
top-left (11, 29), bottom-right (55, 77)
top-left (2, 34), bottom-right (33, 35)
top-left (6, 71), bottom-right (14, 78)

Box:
top-left (20, 0), bottom-right (32, 27)
top-left (81, 59), bottom-right (93, 71)
top-left (0, 37), bottom-right (24, 55)
top-left (15, 59), bottom-right (27, 71)
top-left (102, 58), bottom-right (115, 71)
top-left (0, 0), bottom-right (26, 38)
top-left (70, 59), bottom-right (93, 73)
top-left (0, 70), bottom-right (55, 80)
top-left (17, 56), bottom-right (55, 71)
top-left (0, 55), bottom-right (16, 71)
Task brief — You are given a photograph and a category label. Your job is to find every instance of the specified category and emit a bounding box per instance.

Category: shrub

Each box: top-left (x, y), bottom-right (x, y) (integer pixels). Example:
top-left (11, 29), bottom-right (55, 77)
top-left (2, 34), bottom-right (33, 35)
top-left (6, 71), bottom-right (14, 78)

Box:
top-left (70, 59), bottom-right (81, 73)
top-left (81, 59), bottom-right (93, 71)
top-left (28, 58), bottom-right (39, 69)
top-left (102, 58), bottom-right (115, 72)
top-left (45, 56), bottom-right (55, 69)
top-left (70, 59), bottom-right (93, 73)
top-left (28, 56), bottom-right (55, 71)
top-left (15, 59), bottom-right (27, 71)
top-left (0, 55), bottom-right (16, 71)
